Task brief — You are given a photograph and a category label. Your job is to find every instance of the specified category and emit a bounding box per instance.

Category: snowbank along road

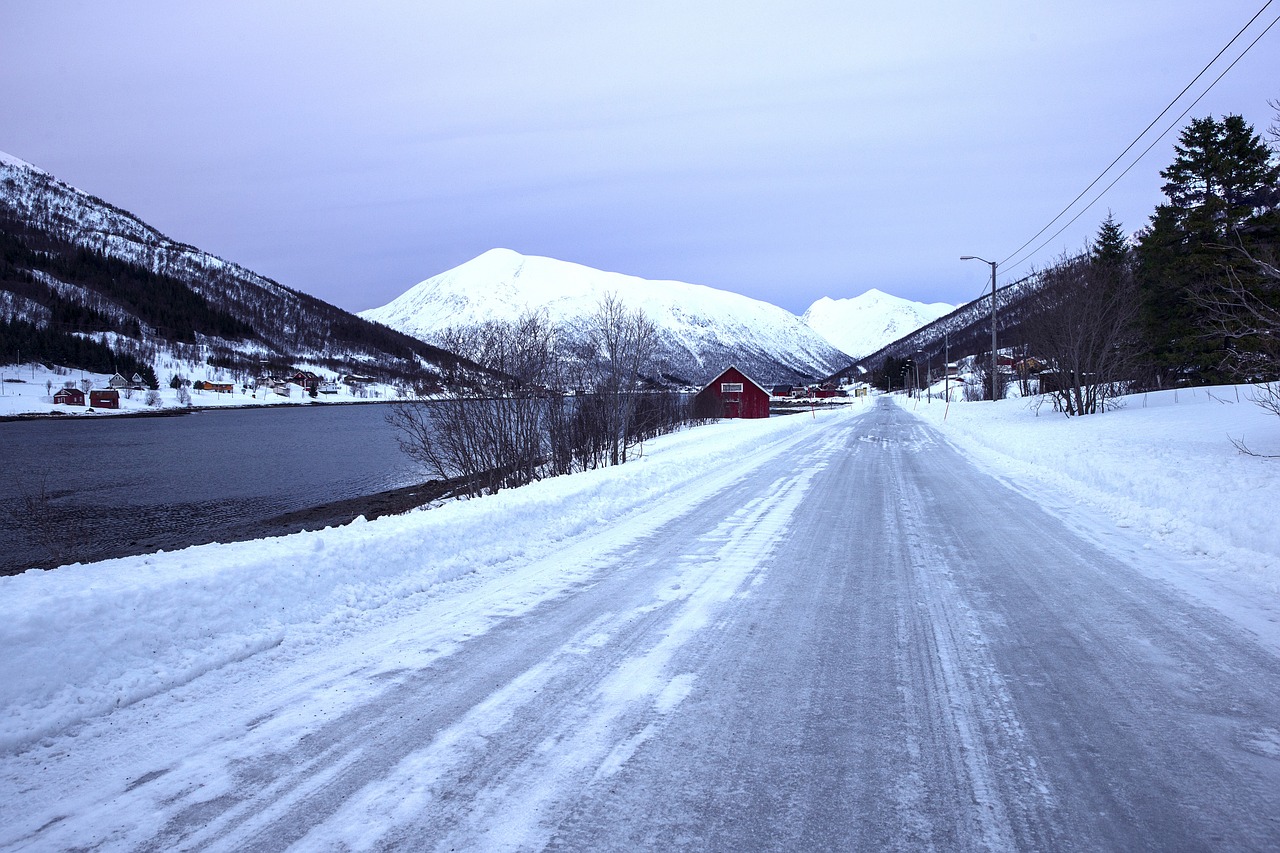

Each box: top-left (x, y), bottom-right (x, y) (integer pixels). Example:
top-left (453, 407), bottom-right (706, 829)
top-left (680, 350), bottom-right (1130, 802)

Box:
top-left (3, 399), bottom-right (1279, 850)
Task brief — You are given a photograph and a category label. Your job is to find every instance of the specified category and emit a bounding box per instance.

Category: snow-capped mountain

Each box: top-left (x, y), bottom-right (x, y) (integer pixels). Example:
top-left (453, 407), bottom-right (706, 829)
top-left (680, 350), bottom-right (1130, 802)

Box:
top-left (361, 249), bottom-right (852, 385)
top-left (802, 290), bottom-right (956, 359)
top-left (0, 150), bottom-right (463, 385)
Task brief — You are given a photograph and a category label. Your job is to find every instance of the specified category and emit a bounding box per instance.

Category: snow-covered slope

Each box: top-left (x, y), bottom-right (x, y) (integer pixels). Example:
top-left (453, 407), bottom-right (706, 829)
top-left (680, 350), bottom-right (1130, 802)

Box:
top-left (361, 249), bottom-right (851, 385)
top-left (0, 151), bottom-right (294, 306)
top-left (0, 150), bottom-right (462, 385)
top-left (802, 289), bottom-right (955, 358)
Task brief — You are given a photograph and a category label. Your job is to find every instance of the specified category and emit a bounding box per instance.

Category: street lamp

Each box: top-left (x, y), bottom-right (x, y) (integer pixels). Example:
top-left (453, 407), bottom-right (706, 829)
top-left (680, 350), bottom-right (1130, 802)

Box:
top-left (961, 255), bottom-right (998, 402)
top-left (915, 349), bottom-right (924, 400)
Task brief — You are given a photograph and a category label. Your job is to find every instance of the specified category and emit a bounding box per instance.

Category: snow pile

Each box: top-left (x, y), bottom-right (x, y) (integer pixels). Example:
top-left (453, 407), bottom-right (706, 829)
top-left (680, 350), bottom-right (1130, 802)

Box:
top-left (903, 385), bottom-right (1280, 587)
top-left (0, 412), bottom-right (828, 754)
top-left (802, 289), bottom-right (954, 358)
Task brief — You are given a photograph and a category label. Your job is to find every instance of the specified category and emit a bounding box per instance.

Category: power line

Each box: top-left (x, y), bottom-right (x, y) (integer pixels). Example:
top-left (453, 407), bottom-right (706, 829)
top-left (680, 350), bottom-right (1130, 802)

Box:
top-left (1000, 10), bottom-right (1280, 275)
top-left (995, 0), bottom-right (1277, 276)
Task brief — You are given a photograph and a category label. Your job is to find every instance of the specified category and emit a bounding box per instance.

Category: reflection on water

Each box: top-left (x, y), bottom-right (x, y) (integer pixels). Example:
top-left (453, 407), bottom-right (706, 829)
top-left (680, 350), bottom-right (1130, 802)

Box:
top-left (0, 403), bottom-right (422, 574)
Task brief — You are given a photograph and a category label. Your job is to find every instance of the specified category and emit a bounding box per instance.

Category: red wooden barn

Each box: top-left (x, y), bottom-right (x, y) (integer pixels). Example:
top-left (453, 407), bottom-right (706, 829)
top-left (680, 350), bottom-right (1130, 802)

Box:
top-left (53, 387), bottom-right (85, 406)
top-left (694, 366), bottom-right (770, 419)
top-left (89, 389), bottom-right (120, 409)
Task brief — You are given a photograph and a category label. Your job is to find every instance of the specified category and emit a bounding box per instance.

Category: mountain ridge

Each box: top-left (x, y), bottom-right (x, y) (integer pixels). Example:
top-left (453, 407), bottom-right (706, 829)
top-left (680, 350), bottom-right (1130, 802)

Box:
top-left (361, 248), bottom-right (853, 385)
top-left (802, 289), bottom-right (956, 358)
top-left (0, 150), bottom-right (466, 386)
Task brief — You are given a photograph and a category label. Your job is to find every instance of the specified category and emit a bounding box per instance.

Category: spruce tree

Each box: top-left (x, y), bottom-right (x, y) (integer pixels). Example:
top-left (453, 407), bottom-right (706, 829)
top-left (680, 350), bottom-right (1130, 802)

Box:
top-left (1136, 114), bottom-right (1280, 385)
top-left (1090, 212), bottom-right (1129, 268)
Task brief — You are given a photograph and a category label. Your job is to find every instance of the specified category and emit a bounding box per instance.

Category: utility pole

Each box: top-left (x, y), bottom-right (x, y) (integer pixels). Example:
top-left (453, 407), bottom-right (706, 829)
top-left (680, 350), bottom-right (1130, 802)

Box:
top-left (944, 333), bottom-right (949, 403)
top-left (961, 256), bottom-right (999, 402)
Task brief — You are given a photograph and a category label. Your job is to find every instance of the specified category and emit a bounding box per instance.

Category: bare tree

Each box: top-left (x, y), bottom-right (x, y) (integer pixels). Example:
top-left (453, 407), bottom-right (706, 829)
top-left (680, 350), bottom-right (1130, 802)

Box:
top-left (1021, 254), bottom-right (1142, 415)
top-left (586, 292), bottom-right (658, 466)
top-left (391, 302), bottom-right (688, 497)
top-left (3, 473), bottom-right (83, 569)
top-left (1191, 241), bottom-right (1280, 378)
top-left (1190, 239), bottom-right (1280, 432)
top-left (389, 312), bottom-right (560, 497)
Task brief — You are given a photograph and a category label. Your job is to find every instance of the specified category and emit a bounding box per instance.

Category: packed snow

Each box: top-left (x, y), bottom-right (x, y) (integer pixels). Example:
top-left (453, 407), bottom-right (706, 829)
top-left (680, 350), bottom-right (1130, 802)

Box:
top-left (0, 407), bottom-right (844, 754)
top-left (897, 385), bottom-right (1280, 630)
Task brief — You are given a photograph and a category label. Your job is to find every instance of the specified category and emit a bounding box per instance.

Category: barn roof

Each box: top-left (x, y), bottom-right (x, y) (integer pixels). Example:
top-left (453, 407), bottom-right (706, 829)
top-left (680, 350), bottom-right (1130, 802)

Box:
top-left (696, 365), bottom-right (770, 397)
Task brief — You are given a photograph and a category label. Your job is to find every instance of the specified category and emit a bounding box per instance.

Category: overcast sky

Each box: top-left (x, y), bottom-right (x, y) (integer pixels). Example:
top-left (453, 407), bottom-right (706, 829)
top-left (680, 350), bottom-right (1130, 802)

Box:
top-left (2, 2), bottom-right (1277, 315)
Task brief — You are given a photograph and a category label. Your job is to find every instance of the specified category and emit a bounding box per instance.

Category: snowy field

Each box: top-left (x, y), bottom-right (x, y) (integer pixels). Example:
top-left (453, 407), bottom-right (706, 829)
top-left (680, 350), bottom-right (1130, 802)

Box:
top-left (900, 384), bottom-right (1280, 636)
top-left (0, 363), bottom-right (400, 419)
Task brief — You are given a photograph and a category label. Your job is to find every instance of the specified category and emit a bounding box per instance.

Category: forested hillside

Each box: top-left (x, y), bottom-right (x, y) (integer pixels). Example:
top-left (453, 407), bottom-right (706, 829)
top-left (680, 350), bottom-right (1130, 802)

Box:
top-left (0, 153), bottom-right (470, 388)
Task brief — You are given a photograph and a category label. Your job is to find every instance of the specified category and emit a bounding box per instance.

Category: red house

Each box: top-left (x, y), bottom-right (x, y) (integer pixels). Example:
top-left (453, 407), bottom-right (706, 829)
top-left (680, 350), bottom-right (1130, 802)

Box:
top-left (89, 389), bottom-right (120, 409)
top-left (693, 366), bottom-right (770, 419)
top-left (53, 387), bottom-right (86, 406)
top-left (291, 371), bottom-right (321, 392)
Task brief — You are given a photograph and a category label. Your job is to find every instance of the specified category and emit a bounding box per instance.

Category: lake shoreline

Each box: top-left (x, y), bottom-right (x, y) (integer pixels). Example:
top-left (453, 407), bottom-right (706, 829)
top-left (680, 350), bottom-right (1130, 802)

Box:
top-left (2, 474), bottom-right (467, 577)
top-left (0, 397), bottom-right (401, 424)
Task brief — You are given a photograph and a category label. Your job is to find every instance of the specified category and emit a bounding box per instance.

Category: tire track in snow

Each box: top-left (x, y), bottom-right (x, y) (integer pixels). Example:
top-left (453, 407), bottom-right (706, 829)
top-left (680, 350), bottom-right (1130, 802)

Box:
top-left (288, 459), bottom-right (831, 852)
top-left (872, 406), bottom-right (1060, 850)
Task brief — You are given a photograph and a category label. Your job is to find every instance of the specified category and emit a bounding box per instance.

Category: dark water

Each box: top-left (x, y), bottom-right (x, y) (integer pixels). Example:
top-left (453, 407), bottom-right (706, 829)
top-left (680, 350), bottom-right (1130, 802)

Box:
top-left (0, 403), bottom-right (422, 573)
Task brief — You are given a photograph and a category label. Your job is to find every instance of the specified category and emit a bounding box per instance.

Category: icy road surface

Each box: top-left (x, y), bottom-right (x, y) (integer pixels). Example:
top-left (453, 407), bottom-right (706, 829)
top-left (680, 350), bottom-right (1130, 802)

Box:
top-left (4, 400), bottom-right (1280, 850)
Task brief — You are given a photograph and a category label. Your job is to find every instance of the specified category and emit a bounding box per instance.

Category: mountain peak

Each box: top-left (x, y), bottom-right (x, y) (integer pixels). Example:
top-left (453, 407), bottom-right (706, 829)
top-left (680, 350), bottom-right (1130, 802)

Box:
top-left (361, 252), bottom-right (851, 384)
top-left (802, 290), bottom-right (955, 358)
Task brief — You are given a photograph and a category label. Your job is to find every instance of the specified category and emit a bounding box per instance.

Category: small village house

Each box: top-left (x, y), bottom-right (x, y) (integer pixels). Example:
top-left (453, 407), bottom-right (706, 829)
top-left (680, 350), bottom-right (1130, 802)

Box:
top-left (693, 366), bottom-right (770, 419)
top-left (53, 386), bottom-right (85, 406)
top-left (291, 370), bottom-right (321, 392)
top-left (89, 389), bottom-right (120, 409)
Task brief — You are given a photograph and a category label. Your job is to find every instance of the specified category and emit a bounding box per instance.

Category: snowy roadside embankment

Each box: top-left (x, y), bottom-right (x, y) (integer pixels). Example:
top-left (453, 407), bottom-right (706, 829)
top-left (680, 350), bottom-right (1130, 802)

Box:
top-left (900, 386), bottom-right (1280, 590)
top-left (0, 409), bottom-right (843, 754)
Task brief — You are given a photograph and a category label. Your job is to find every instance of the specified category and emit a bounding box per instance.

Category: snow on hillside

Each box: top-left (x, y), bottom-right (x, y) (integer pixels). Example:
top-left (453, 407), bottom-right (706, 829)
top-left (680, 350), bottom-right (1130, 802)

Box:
top-left (0, 151), bottom-right (293, 305)
top-left (361, 249), bottom-right (851, 385)
top-left (0, 363), bottom-right (401, 418)
top-left (0, 150), bottom-right (38, 170)
top-left (803, 289), bottom-right (954, 358)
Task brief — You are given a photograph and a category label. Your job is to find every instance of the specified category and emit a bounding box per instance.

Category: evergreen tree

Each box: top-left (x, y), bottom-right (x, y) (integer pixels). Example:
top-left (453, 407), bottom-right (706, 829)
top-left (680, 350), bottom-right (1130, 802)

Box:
top-left (1136, 114), bottom-right (1280, 385)
top-left (1090, 212), bottom-right (1129, 268)
top-left (1157, 115), bottom-right (1277, 238)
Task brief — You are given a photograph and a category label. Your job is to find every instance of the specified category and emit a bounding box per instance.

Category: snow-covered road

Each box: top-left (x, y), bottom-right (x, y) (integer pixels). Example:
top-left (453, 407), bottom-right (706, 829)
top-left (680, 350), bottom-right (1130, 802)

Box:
top-left (4, 400), bottom-right (1279, 850)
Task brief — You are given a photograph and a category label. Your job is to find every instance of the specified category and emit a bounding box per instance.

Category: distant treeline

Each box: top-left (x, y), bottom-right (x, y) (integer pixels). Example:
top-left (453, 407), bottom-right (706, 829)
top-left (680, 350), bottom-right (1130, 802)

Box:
top-left (0, 317), bottom-right (157, 387)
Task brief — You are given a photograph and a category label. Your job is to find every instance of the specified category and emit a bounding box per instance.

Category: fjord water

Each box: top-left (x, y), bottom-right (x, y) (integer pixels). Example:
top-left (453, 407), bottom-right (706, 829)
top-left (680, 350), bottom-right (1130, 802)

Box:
top-left (0, 404), bottom-right (420, 574)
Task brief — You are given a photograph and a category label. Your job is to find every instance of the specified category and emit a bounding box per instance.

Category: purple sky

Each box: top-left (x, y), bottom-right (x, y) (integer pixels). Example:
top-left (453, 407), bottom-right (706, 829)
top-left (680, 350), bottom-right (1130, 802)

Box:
top-left (2, 2), bottom-right (1277, 315)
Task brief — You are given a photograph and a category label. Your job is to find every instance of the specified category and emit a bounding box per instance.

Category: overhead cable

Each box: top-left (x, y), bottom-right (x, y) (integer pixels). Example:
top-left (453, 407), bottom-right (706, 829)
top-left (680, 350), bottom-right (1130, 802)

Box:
top-left (994, 0), bottom-right (1277, 277)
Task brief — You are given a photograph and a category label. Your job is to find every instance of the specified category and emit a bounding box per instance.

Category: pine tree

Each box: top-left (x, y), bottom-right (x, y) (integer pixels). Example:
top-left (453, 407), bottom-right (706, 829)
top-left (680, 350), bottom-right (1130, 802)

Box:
top-left (1157, 115), bottom-right (1278, 238)
top-left (1090, 212), bottom-right (1129, 269)
top-left (1136, 114), bottom-right (1280, 386)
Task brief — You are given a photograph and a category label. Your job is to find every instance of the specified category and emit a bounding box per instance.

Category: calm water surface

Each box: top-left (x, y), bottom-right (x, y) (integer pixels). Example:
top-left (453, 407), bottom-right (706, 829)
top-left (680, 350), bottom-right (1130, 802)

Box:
top-left (0, 403), bottom-right (422, 573)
